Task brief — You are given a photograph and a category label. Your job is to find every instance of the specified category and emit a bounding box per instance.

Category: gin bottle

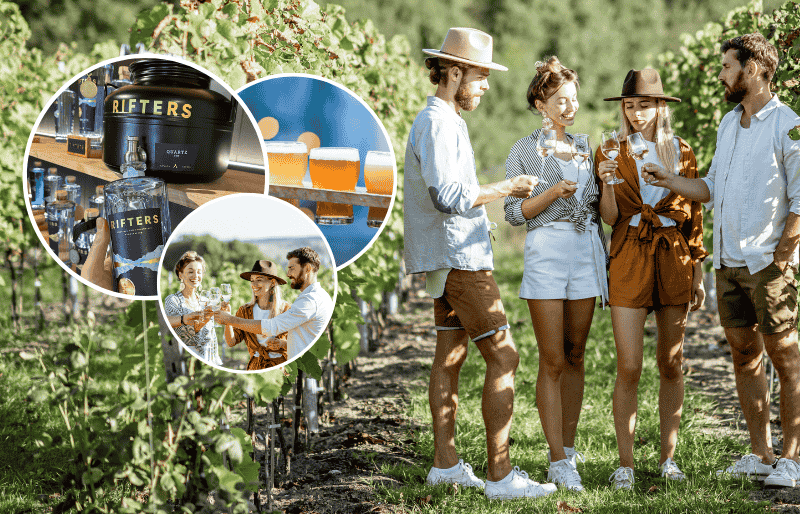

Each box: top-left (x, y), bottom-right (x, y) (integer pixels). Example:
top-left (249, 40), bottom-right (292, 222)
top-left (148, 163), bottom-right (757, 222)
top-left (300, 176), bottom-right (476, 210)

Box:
top-left (89, 185), bottom-right (105, 219)
top-left (43, 168), bottom-right (61, 206)
top-left (104, 136), bottom-right (171, 296)
top-left (64, 175), bottom-right (82, 206)
top-left (46, 190), bottom-right (75, 259)
top-left (30, 167), bottom-right (45, 210)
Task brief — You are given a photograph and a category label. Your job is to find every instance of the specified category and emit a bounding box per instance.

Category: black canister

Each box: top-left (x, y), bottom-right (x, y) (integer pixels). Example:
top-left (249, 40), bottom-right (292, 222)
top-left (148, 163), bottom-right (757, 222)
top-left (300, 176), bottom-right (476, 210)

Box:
top-left (103, 60), bottom-right (236, 182)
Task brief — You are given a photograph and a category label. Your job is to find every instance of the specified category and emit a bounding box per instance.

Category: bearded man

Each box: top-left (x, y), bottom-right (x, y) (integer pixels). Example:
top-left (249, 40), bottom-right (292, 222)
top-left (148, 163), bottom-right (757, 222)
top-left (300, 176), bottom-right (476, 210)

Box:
top-left (403, 27), bottom-right (555, 500)
top-left (643, 32), bottom-right (800, 487)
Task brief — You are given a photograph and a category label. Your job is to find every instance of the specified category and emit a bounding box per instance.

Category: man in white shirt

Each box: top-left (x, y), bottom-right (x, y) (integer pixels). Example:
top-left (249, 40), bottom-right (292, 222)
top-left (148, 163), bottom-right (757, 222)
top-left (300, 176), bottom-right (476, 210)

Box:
top-left (217, 247), bottom-right (334, 361)
top-left (644, 32), bottom-right (800, 486)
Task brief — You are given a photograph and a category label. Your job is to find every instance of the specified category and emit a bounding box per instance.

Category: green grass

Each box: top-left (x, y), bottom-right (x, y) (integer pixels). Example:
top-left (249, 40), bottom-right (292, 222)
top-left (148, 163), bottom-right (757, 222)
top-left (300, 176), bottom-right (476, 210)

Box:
top-left (380, 247), bottom-right (769, 513)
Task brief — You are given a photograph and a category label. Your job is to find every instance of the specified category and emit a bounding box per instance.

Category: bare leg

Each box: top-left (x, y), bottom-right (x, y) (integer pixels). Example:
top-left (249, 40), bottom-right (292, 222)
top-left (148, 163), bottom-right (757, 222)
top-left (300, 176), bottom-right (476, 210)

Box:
top-left (528, 299), bottom-right (567, 462)
top-left (430, 328), bottom-right (469, 469)
top-left (611, 306), bottom-right (648, 469)
top-left (726, 325), bottom-right (774, 463)
top-left (475, 329), bottom-right (519, 482)
top-left (561, 298), bottom-right (595, 448)
top-left (654, 304), bottom-right (689, 465)
top-left (762, 327), bottom-right (800, 462)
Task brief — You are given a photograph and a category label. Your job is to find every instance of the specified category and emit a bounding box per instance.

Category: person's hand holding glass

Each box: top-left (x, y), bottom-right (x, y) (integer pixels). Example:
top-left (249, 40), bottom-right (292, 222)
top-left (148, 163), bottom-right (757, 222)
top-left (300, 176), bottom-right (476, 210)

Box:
top-left (598, 130), bottom-right (623, 185)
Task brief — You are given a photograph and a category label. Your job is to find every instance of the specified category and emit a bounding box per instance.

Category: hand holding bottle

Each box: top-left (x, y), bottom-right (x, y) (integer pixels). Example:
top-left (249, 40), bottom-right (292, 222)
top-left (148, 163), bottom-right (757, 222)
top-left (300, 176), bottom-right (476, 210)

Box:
top-left (80, 217), bottom-right (114, 291)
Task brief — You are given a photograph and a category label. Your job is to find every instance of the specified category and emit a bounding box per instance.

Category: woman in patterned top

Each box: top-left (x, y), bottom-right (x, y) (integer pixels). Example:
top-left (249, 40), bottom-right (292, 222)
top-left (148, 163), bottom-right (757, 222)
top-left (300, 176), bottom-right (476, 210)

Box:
top-left (596, 69), bottom-right (707, 490)
top-left (504, 56), bottom-right (608, 493)
top-left (163, 251), bottom-right (223, 366)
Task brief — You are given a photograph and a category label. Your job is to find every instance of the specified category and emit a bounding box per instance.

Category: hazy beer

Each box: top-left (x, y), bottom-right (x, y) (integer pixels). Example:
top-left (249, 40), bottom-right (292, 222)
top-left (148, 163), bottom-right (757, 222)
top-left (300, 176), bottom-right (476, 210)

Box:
top-left (309, 147), bottom-right (360, 224)
top-left (364, 151), bottom-right (394, 228)
top-left (265, 141), bottom-right (308, 207)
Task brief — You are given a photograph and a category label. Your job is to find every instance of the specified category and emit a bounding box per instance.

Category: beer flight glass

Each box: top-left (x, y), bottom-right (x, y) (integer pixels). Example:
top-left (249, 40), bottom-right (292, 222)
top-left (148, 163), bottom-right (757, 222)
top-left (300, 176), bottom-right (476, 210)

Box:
top-left (309, 147), bottom-right (360, 225)
top-left (364, 150), bottom-right (394, 228)
top-left (264, 141), bottom-right (308, 207)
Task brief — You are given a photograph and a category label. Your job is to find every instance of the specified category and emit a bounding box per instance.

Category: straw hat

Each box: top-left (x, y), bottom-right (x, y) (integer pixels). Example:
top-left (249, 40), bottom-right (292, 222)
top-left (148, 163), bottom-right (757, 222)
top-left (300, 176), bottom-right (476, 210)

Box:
top-left (239, 260), bottom-right (287, 285)
top-left (423, 27), bottom-right (508, 71)
top-left (604, 68), bottom-right (681, 102)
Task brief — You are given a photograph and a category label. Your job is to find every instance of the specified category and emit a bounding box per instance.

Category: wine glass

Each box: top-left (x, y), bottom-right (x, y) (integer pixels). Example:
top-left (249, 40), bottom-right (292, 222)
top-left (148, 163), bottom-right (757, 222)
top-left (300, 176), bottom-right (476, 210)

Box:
top-left (627, 132), bottom-right (649, 160)
top-left (537, 128), bottom-right (557, 158)
top-left (209, 287), bottom-right (221, 327)
top-left (573, 134), bottom-right (591, 163)
top-left (220, 283), bottom-right (232, 304)
top-left (601, 130), bottom-right (623, 185)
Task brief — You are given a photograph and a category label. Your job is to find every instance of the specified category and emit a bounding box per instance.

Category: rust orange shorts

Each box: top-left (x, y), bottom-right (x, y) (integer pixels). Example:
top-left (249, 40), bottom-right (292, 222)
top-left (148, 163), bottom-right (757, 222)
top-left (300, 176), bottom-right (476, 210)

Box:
top-left (433, 269), bottom-right (510, 342)
top-left (609, 225), bottom-right (693, 310)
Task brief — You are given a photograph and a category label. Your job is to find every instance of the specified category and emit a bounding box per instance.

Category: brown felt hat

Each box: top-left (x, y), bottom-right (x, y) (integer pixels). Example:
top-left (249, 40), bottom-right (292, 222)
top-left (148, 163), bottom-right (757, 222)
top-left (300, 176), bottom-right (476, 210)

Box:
top-left (423, 27), bottom-right (508, 71)
top-left (239, 260), bottom-right (287, 285)
top-left (604, 68), bottom-right (681, 102)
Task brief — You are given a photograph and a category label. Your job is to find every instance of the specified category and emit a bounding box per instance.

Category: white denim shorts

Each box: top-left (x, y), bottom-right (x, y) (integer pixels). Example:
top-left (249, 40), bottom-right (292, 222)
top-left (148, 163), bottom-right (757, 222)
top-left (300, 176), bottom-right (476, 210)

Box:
top-left (520, 221), bottom-right (604, 301)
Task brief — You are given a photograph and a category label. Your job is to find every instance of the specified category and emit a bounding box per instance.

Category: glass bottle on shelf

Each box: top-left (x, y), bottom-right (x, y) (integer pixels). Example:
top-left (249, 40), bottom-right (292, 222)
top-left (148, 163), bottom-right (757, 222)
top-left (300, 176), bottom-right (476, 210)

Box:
top-left (64, 175), bottom-right (82, 206)
top-left (89, 185), bottom-right (105, 219)
top-left (30, 166), bottom-right (45, 211)
top-left (46, 190), bottom-right (76, 259)
top-left (43, 167), bottom-right (61, 206)
top-left (103, 136), bottom-right (171, 296)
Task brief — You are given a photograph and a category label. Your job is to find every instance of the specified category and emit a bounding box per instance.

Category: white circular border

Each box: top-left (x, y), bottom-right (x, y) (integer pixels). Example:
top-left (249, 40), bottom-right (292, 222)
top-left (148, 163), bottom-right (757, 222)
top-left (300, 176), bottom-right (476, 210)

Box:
top-left (237, 73), bottom-right (398, 271)
top-left (21, 53), bottom-right (270, 300)
top-left (155, 192), bottom-right (339, 374)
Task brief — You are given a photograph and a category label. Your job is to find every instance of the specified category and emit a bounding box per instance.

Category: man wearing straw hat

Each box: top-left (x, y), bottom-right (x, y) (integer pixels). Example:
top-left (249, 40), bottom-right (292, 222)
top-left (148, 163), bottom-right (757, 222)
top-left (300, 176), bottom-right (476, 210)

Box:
top-left (643, 33), bottom-right (800, 487)
top-left (404, 27), bottom-right (554, 500)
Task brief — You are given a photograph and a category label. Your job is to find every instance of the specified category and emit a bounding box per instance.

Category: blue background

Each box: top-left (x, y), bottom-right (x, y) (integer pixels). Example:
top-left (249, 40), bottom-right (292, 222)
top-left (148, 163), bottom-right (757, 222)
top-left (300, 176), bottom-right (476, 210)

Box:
top-left (238, 76), bottom-right (392, 269)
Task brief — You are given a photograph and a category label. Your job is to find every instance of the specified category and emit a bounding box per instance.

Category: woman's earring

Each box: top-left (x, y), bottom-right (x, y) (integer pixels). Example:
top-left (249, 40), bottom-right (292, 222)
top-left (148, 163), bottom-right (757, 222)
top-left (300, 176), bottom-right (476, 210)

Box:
top-left (541, 113), bottom-right (553, 130)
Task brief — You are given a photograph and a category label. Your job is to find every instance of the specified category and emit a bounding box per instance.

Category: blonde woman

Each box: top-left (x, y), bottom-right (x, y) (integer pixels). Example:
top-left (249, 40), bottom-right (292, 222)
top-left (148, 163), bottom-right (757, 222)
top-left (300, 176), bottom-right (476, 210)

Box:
top-left (164, 251), bottom-right (223, 366)
top-left (504, 56), bottom-right (608, 493)
top-left (222, 260), bottom-right (291, 370)
top-left (595, 69), bottom-right (707, 489)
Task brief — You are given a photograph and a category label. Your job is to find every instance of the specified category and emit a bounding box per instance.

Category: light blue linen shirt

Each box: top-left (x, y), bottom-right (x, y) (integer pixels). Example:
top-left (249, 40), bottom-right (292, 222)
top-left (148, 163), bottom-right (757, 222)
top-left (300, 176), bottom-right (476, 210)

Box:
top-left (403, 96), bottom-right (494, 274)
top-left (259, 282), bottom-right (334, 360)
top-left (701, 94), bottom-right (800, 273)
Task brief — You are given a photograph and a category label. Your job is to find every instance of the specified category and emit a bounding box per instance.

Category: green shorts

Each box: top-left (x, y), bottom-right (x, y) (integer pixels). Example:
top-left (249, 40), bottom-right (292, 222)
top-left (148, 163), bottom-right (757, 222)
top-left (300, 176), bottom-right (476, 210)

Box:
top-left (716, 263), bottom-right (798, 334)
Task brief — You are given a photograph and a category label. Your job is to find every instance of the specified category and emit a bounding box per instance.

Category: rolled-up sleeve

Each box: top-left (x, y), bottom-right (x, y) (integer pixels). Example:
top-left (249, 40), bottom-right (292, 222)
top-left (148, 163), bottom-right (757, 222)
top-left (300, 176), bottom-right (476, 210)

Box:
top-left (416, 118), bottom-right (479, 215)
top-left (504, 143), bottom-right (528, 226)
top-left (782, 121), bottom-right (800, 215)
top-left (260, 295), bottom-right (316, 337)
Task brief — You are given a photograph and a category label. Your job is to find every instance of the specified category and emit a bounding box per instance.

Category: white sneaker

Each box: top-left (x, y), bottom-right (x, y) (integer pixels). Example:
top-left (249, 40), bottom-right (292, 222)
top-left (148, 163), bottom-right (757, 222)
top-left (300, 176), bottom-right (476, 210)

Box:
top-left (426, 459), bottom-right (485, 489)
top-left (764, 458), bottom-right (800, 488)
top-left (715, 453), bottom-right (776, 481)
top-left (609, 466), bottom-right (634, 490)
top-left (660, 457), bottom-right (686, 481)
top-left (548, 458), bottom-right (584, 492)
top-left (547, 447), bottom-right (586, 469)
top-left (485, 466), bottom-right (558, 500)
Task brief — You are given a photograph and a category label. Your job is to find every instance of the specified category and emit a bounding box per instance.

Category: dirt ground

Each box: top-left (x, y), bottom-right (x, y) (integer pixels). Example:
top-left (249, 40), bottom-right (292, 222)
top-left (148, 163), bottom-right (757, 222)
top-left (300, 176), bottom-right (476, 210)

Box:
top-left (244, 294), bottom-right (800, 514)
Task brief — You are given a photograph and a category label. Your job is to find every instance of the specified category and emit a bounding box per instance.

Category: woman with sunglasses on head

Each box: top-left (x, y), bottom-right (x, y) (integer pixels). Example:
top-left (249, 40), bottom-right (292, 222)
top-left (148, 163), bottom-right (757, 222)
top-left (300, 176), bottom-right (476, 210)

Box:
top-left (164, 251), bottom-right (223, 366)
top-left (504, 56), bottom-right (608, 493)
top-left (596, 68), bottom-right (707, 490)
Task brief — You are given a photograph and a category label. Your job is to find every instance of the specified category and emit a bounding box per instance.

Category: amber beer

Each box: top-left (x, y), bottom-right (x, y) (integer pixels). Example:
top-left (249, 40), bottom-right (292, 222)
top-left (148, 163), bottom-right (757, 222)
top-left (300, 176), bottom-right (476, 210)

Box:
top-left (364, 151), bottom-right (394, 228)
top-left (265, 141), bottom-right (308, 207)
top-left (309, 147), bottom-right (360, 224)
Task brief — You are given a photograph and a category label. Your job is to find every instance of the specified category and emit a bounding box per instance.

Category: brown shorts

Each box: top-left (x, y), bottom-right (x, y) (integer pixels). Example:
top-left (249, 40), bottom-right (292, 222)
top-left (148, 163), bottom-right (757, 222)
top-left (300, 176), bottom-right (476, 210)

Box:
top-left (433, 269), bottom-right (510, 342)
top-left (609, 225), bottom-right (694, 310)
top-left (716, 263), bottom-right (798, 334)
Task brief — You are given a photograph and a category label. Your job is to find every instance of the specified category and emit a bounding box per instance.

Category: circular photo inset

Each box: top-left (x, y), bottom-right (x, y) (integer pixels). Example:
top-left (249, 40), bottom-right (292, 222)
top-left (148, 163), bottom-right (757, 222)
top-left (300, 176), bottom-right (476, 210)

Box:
top-left (237, 74), bottom-right (397, 269)
top-left (158, 194), bottom-right (336, 372)
top-left (23, 54), bottom-right (268, 299)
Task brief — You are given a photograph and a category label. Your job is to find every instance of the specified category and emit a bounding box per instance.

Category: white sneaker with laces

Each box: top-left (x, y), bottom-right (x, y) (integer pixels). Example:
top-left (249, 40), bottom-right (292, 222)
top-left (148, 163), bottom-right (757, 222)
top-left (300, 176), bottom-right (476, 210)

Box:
top-left (547, 447), bottom-right (586, 469)
top-left (485, 466), bottom-right (558, 500)
top-left (715, 453), bottom-right (776, 481)
top-left (548, 458), bottom-right (584, 492)
top-left (660, 457), bottom-right (686, 481)
top-left (426, 459), bottom-right (485, 488)
top-left (609, 466), bottom-right (634, 490)
top-left (764, 458), bottom-right (800, 488)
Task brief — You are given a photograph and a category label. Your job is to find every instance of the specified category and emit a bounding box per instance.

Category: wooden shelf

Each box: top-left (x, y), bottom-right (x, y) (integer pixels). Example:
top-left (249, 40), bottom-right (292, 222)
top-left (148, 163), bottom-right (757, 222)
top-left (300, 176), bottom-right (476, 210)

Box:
top-left (268, 184), bottom-right (391, 208)
top-left (29, 136), bottom-right (265, 210)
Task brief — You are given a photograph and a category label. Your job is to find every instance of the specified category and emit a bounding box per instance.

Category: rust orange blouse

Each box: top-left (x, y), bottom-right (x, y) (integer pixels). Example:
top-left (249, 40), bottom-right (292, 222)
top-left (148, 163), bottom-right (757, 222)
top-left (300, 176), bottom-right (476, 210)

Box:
top-left (229, 301), bottom-right (291, 371)
top-left (594, 137), bottom-right (708, 263)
